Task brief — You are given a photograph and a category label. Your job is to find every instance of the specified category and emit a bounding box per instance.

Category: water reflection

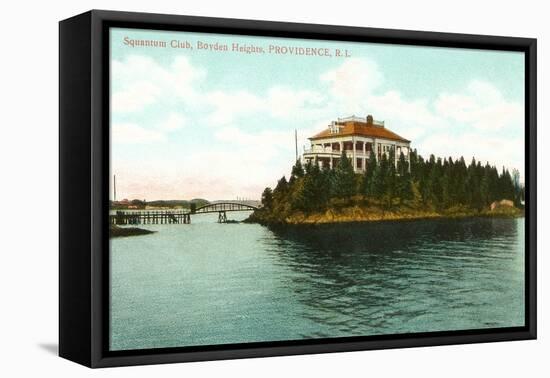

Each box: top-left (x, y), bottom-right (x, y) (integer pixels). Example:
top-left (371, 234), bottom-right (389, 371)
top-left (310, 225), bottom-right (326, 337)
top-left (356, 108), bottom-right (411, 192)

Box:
top-left (264, 218), bottom-right (522, 336)
top-left (110, 216), bottom-right (524, 350)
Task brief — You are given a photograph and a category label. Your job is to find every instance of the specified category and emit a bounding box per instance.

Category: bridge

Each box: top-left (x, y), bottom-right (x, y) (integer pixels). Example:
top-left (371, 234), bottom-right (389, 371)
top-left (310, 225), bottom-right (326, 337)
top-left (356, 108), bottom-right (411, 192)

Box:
top-left (193, 202), bottom-right (259, 222)
top-left (109, 202), bottom-right (259, 225)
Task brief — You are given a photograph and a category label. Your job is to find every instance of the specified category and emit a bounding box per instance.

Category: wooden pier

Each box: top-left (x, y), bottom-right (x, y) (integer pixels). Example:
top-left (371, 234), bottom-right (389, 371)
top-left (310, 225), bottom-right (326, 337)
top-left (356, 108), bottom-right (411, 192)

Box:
top-left (109, 202), bottom-right (260, 226)
top-left (109, 210), bottom-right (191, 225)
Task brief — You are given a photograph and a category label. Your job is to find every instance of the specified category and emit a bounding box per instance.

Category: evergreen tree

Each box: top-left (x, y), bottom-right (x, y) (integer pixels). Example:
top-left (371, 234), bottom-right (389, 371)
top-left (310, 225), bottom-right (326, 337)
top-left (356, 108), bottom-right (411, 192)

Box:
top-left (332, 150), bottom-right (356, 199)
top-left (319, 164), bottom-right (333, 206)
top-left (409, 148), bottom-right (419, 180)
top-left (291, 160), bottom-right (305, 180)
top-left (300, 161), bottom-right (326, 212)
top-left (501, 168), bottom-right (515, 201)
top-left (455, 157), bottom-right (468, 205)
top-left (363, 151), bottom-right (377, 197)
top-left (480, 164), bottom-right (491, 207)
top-left (396, 152), bottom-right (412, 204)
top-left (273, 175), bottom-right (289, 206)
top-left (261, 187), bottom-right (273, 210)
top-left (512, 168), bottom-right (522, 206)
top-left (424, 156), bottom-right (440, 208)
top-left (260, 144), bottom-right (521, 222)
top-left (373, 152), bottom-right (388, 200)
top-left (384, 150), bottom-right (397, 207)
top-left (441, 158), bottom-right (452, 208)
top-left (274, 175), bottom-right (288, 194)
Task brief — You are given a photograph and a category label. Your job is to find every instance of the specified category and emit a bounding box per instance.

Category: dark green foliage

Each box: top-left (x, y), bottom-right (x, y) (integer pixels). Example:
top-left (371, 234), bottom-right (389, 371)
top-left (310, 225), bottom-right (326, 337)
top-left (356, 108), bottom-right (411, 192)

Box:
top-left (331, 151), bottom-right (356, 199)
top-left (363, 151), bottom-right (377, 196)
top-left (396, 152), bottom-right (413, 204)
top-left (257, 149), bottom-right (522, 219)
top-left (300, 161), bottom-right (328, 211)
top-left (372, 152), bottom-right (388, 199)
top-left (511, 169), bottom-right (524, 206)
top-left (261, 187), bottom-right (273, 210)
top-left (291, 160), bottom-right (305, 179)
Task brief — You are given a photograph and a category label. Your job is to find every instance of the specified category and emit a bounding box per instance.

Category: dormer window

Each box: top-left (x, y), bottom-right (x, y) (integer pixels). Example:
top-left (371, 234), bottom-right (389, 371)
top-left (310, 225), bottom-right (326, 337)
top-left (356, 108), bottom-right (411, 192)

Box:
top-left (329, 121), bottom-right (340, 134)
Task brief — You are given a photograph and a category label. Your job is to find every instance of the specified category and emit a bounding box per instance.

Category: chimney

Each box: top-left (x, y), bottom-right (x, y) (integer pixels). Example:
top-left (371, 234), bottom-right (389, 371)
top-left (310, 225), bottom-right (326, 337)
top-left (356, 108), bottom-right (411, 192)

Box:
top-left (366, 115), bottom-right (374, 125)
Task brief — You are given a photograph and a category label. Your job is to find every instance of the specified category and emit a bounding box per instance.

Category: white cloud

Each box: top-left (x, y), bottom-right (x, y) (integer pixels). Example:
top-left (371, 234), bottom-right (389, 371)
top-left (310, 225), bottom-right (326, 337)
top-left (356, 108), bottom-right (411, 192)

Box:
top-left (111, 54), bottom-right (525, 199)
top-left (112, 81), bottom-right (161, 113)
top-left (435, 80), bottom-right (523, 132)
top-left (111, 55), bottom-right (205, 113)
top-left (411, 80), bottom-right (525, 179)
top-left (206, 90), bottom-right (264, 125)
top-left (112, 122), bottom-right (165, 144)
top-left (317, 58), bottom-right (447, 142)
top-left (112, 54), bottom-right (330, 128)
top-left (213, 125), bottom-right (320, 163)
top-left (266, 86), bottom-right (325, 119)
top-left (205, 86), bottom-right (326, 126)
top-left (317, 60), bottom-right (524, 178)
top-left (417, 132), bottom-right (524, 177)
top-left (321, 58), bottom-right (383, 113)
top-left (113, 139), bottom-right (293, 200)
top-left (112, 113), bottom-right (186, 145)
top-left (366, 90), bottom-right (448, 140)
top-left (158, 113), bottom-right (186, 132)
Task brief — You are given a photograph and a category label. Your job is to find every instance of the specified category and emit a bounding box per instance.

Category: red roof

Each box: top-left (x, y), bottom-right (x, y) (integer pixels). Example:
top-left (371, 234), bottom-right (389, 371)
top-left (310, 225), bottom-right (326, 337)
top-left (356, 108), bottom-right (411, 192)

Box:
top-left (310, 120), bottom-right (410, 143)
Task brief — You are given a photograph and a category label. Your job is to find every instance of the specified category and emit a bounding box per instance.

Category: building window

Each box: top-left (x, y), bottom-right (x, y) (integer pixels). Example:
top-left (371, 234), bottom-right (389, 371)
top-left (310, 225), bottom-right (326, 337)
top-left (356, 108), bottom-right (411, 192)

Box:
top-left (357, 158), bottom-right (363, 169)
top-left (366, 142), bottom-right (372, 152)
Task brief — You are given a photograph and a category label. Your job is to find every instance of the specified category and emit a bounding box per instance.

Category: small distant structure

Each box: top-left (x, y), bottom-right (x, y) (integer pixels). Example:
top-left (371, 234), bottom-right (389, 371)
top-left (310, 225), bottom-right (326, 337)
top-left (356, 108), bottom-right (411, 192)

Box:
top-left (302, 114), bottom-right (411, 173)
top-left (112, 198), bottom-right (147, 210)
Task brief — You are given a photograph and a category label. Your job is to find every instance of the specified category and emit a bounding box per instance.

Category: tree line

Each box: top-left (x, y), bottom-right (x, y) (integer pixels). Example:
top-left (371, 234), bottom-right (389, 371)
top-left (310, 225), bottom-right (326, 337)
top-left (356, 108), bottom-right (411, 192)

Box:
top-left (260, 149), bottom-right (524, 216)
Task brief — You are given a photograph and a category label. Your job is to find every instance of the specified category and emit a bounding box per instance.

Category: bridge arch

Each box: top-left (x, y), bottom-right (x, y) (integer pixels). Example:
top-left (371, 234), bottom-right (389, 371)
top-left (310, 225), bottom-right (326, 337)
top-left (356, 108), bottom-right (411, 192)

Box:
top-left (193, 202), bottom-right (259, 214)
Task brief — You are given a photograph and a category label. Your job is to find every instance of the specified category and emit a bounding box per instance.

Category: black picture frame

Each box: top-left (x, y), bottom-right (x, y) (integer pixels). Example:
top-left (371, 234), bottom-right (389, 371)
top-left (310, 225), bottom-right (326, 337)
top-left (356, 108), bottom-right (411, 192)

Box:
top-left (59, 9), bottom-right (537, 368)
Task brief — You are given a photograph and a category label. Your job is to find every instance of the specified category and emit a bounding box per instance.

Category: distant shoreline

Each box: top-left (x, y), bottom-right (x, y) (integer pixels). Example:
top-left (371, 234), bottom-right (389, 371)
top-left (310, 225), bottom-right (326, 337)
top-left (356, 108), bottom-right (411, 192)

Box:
top-left (110, 225), bottom-right (156, 238)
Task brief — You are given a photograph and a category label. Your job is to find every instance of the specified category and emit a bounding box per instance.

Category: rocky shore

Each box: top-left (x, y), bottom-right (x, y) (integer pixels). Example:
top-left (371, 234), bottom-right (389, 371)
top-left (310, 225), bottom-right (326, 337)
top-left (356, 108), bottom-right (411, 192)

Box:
top-left (247, 203), bottom-right (523, 226)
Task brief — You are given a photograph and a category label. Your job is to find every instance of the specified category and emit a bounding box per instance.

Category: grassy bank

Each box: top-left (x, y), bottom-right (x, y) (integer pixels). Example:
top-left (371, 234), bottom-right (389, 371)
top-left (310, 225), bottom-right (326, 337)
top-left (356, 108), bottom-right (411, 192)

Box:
top-left (247, 200), bottom-right (523, 226)
top-left (110, 225), bottom-right (156, 238)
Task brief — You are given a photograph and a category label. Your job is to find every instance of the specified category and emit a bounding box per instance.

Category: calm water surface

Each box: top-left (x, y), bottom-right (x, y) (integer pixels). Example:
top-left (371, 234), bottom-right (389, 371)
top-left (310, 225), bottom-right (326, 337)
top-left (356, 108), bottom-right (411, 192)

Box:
top-left (110, 214), bottom-right (524, 351)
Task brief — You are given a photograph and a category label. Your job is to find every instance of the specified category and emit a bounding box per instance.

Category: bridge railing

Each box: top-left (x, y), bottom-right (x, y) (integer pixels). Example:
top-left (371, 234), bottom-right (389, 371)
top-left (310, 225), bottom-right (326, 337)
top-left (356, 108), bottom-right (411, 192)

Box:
top-left (194, 202), bottom-right (259, 213)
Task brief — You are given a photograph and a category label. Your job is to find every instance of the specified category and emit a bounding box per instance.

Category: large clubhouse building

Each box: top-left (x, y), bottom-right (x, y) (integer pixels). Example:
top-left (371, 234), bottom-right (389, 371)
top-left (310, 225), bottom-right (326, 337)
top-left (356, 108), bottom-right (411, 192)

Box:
top-left (302, 115), bottom-right (411, 173)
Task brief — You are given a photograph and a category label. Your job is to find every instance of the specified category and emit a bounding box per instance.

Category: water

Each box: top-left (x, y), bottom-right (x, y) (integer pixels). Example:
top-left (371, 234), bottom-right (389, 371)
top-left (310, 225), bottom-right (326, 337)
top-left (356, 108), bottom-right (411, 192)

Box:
top-left (110, 214), bottom-right (525, 351)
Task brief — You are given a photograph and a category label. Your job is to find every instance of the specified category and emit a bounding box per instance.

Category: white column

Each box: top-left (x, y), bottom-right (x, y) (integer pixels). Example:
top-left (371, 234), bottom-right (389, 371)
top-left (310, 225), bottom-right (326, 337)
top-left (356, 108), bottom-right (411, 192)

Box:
top-left (352, 137), bottom-right (356, 172)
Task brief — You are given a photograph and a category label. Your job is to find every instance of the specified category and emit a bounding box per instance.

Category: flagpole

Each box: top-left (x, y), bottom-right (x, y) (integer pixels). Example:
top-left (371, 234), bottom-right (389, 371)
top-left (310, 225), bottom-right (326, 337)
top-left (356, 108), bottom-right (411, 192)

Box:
top-left (295, 129), bottom-right (298, 162)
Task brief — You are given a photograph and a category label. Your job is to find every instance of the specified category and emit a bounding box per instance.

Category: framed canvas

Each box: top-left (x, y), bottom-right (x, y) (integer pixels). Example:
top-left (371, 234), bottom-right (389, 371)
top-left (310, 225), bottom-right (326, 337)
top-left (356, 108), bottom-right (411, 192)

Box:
top-left (59, 10), bottom-right (537, 368)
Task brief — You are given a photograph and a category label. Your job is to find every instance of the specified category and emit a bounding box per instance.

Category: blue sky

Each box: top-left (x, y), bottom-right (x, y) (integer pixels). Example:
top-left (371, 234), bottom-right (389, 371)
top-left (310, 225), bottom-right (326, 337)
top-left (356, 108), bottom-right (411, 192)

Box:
top-left (110, 27), bottom-right (525, 201)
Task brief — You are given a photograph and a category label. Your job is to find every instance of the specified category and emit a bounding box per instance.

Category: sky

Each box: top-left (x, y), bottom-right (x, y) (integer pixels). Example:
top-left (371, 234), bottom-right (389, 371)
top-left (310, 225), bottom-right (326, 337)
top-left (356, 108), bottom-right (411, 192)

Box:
top-left (110, 27), bottom-right (525, 201)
